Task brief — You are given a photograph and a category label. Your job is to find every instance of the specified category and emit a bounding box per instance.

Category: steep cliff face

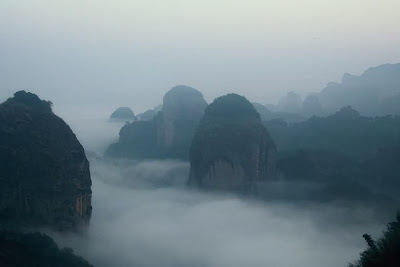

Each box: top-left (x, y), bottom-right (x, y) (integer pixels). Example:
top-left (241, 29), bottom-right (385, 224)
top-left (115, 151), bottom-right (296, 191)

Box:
top-left (0, 91), bottom-right (92, 231)
top-left (157, 85), bottom-right (207, 148)
top-left (0, 231), bottom-right (94, 266)
top-left (189, 94), bottom-right (277, 191)
top-left (106, 85), bottom-right (207, 159)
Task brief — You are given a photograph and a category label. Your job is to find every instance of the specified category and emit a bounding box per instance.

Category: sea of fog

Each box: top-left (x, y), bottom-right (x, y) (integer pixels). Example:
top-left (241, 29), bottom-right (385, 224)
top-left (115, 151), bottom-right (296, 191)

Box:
top-left (49, 105), bottom-right (385, 267)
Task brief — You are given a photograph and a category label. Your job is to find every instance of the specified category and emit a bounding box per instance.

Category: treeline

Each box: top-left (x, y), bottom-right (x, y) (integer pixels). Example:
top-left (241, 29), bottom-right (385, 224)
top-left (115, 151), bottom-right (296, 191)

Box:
top-left (350, 213), bottom-right (400, 267)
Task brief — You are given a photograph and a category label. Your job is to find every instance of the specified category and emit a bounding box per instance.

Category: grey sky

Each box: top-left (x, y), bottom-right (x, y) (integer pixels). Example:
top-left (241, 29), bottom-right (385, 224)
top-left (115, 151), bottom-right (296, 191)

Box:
top-left (1, 0), bottom-right (400, 112)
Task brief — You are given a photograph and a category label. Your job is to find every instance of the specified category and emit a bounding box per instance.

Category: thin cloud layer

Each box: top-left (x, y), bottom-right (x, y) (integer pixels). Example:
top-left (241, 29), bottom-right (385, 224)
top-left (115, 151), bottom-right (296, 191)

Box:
top-left (50, 158), bottom-right (383, 267)
top-left (44, 106), bottom-right (385, 267)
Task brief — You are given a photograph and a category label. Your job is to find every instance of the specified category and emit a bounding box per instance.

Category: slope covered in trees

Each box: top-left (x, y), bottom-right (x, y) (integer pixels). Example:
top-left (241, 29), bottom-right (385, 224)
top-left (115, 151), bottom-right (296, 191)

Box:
top-left (350, 213), bottom-right (400, 267)
top-left (0, 231), bottom-right (93, 267)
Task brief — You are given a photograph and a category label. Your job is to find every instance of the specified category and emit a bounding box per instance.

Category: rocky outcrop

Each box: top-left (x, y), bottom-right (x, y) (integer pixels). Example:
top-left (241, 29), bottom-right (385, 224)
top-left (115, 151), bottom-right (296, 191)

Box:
top-left (0, 91), bottom-right (92, 231)
top-left (0, 231), bottom-right (93, 266)
top-left (189, 94), bottom-right (277, 191)
top-left (156, 85), bottom-right (207, 148)
top-left (110, 107), bottom-right (135, 120)
top-left (106, 85), bottom-right (207, 159)
top-left (319, 63), bottom-right (400, 116)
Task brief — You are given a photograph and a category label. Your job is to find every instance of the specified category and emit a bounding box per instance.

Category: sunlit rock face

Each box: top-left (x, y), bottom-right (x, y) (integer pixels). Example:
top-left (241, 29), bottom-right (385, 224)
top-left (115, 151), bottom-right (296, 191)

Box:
top-left (189, 94), bottom-right (277, 192)
top-left (0, 91), bottom-right (92, 231)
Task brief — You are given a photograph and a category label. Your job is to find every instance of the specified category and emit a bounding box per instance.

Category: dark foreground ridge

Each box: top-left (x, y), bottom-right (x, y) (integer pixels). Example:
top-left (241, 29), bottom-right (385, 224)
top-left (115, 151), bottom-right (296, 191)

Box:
top-left (0, 231), bottom-right (93, 267)
top-left (350, 213), bottom-right (400, 267)
top-left (109, 106), bottom-right (136, 120)
top-left (0, 91), bottom-right (92, 231)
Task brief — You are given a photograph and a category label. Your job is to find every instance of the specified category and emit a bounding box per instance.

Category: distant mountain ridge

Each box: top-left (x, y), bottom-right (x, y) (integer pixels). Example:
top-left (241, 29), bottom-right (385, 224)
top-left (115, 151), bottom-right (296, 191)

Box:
top-left (264, 63), bottom-right (400, 120)
top-left (318, 63), bottom-right (400, 116)
top-left (265, 105), bottom-right (400, 160)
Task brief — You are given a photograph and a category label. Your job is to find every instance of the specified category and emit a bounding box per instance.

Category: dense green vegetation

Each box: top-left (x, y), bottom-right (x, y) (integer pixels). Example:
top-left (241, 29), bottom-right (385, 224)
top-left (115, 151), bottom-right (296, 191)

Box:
top-left (350, 213), bottom-right (400, 267)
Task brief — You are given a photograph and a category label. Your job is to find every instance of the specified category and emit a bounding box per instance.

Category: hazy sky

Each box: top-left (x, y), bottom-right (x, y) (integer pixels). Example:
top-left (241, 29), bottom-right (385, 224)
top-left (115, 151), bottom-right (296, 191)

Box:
top-left (1, 0), bottom-right (400, 112)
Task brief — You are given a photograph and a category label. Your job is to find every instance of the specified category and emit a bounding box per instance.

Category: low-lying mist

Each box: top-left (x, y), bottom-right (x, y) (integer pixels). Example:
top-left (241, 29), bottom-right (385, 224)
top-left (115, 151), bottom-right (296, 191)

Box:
top-left (53, 105), bottom-right (125, 154)
top-left (47, 158), bottom-right (384, 267)
top-left (49, 107), bottom-right (386, 267)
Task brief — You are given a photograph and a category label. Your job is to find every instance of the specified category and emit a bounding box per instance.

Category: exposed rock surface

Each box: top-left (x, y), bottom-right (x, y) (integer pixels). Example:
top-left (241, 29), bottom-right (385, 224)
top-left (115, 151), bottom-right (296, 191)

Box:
top-left (110, 107), bottom-right (135, 120)
top-left (156, 85), bottom-right (207, 148)
top-left (0, 91), bottom-right (92, 231)
top-left (189, 94), bottom-right (277, 191)
top-left (106, 85), bottom-right (207, 159)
